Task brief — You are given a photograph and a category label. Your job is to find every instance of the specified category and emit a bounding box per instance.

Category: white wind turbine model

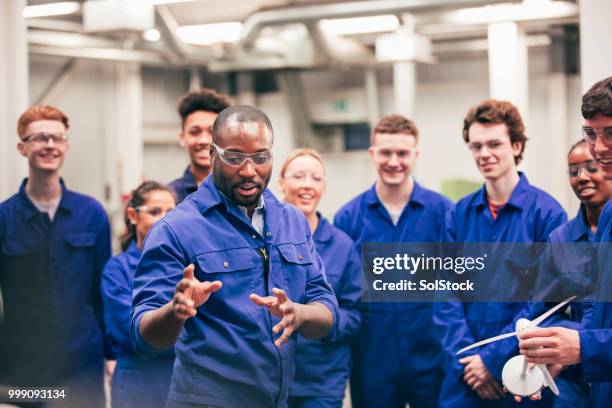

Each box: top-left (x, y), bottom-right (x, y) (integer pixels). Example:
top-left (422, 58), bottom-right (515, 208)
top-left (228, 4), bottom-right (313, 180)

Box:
top-left (456, 296), bottom-right (576, 397)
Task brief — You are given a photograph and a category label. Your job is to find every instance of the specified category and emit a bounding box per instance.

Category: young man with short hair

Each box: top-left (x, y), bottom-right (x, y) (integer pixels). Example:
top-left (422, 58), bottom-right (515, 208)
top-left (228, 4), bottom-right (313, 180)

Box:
top-left (334, 114), bottom-right (452, 408)
top-left (0, 105), bottom-right (111, 407)
top-left (169, 88), bottom-right (231, 202)
top-left (437, 100), bottom-right (567, 407)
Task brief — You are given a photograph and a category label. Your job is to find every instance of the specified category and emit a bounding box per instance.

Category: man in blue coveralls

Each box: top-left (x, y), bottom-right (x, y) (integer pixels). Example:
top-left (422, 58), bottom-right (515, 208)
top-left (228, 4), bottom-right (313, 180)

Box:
top-left (169, 88), bottom-right (231, 203)
top-left (0, 105), bottom-right (111, 407)
top-left (131, 105), bottom-right (339, 408)
top-left (519, 76), bottom-right (612, 408)
top-left (334, 114), bottom-right (452, 408)
top-left (436, 99), bottom-right (567, 407)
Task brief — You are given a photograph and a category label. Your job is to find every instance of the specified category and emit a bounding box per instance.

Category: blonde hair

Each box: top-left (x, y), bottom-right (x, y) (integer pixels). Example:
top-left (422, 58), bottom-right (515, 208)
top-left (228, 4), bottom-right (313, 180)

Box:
top-left (280, 148), bottom-right (325, 178)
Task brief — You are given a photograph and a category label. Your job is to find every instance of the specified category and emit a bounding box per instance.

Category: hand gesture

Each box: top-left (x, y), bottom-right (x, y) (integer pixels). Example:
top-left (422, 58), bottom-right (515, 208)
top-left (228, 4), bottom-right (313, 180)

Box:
top-left (250, 288), bottom-right (302, 348)
top-left (172, 264), bottom-right (222, 320)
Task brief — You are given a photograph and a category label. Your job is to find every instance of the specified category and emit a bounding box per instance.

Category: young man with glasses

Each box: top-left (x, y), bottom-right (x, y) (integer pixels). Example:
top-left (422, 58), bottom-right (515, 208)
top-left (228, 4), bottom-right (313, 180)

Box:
top-left (0, 105), bottom-right (111, 407)
top-left (436, 99), bottom-right (567, 407)
top-left (334, 114), bottom-right (452, 408)
top-left (131, 105), bottom-right (339, 408)
top-left (519, 76), bottom-right (612, 408)
top-left (169, 88), bottom-right (231, 203)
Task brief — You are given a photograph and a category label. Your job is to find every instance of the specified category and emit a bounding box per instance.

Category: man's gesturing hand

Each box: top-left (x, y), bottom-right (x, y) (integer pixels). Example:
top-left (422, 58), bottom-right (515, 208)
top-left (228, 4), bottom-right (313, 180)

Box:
top-left (250, 288), bottom-right (302, 348)
top-left (172, 264), bottom-right (222, 320)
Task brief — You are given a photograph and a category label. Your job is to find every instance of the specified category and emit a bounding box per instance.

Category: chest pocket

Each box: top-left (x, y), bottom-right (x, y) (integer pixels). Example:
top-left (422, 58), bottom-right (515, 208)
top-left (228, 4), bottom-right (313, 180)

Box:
top-left (1, 240), bottom-right (45, 289)
top-left (65, 232), bottom-right (96, 248)
top-left (277, 242), bottom-right (313, 304)
top-left (62, 233), bottom-right (97, 301)
top-left (1, 240), bottom-right (40, 256)
top-left (195, 248), bottom-right (259, 319)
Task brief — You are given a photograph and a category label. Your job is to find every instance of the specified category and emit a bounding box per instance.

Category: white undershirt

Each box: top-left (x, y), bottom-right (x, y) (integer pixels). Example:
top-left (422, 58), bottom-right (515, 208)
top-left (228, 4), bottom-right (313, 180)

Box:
top-left (27, 193), bottom-right (61, 221)
top-left (381, 203), bottom-right (403, 226)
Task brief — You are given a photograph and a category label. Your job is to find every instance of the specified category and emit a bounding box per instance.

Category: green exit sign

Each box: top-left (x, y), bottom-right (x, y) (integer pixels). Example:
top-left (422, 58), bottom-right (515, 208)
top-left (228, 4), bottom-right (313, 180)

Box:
top-left (332, 99), bottom-right (348, 112)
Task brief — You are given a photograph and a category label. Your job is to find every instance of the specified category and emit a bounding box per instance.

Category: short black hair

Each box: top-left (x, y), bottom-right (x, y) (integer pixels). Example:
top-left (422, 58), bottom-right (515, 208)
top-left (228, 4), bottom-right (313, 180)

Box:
top-left (177, 88), bottom-right (231, 126)
top-left (212, 105), bottom-right (274, 144)
top-left (567, 139), bottom-right (587, 158)
top-left (582, 76), bottom-right (612, 119)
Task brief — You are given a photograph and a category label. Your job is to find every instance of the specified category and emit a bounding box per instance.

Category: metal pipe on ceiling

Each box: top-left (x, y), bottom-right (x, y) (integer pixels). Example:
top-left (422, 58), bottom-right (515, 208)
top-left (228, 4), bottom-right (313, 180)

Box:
top-left (240, 0), bottom-right (517, 48)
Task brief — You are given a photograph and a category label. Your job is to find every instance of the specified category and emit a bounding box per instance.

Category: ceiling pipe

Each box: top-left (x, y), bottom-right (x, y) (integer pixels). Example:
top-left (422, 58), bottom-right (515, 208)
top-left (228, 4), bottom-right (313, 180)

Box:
top-left (240, 0), bottom-right (516, 48)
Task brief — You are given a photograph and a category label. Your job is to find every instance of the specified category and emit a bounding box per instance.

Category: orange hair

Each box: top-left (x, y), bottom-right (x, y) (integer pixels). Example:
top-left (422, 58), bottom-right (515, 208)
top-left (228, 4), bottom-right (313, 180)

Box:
top-left (17, 105), bottom-right (69, 138)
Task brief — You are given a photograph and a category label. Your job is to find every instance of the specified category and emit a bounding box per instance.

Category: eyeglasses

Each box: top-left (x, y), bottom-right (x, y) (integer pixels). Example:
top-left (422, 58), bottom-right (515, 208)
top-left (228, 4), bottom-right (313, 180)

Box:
top-left (186, 126), bottom-right (213, 139)
top-left (568, 160), bottom-right (600, 178)
top-left (467, 140), bottom-right (507, 153)
top-left (22, 132), bottom-right (69, 145)
top-left (284, 172), bottom-right (325, 185)
top-left (373, 147), bottom-right (416, 161)
top-left (212, 142), bottom-right (272, 167)
top-left (135, 206), bottom-right (174, 217)
top-left (582, 126), bottom-right (612, 145)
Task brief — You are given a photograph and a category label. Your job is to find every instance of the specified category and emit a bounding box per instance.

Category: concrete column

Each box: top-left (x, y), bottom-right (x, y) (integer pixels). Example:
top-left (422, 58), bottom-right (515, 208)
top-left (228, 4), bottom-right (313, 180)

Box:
top-left (0, 0), bottom-right (29, 200)
top-left (548, 73), bottom-right (574, 212)
top-left (364, 67), bottom-right (381, 127)
top-left (393, 61), bottom-right (416, 119)
top-left (487, 21), bottom-right (529, 118)
top-left (579, 0), bottom-right (612, 92)
top-left (114, 62), bottom-right (143, 200)
top-left (237, 72), bottom-right (256, 106)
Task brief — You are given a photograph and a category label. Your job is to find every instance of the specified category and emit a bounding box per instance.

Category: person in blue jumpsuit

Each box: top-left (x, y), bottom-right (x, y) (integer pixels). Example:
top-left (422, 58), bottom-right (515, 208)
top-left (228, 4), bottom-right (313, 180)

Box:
top-left (436, 99), bottom-right (567, 408)
top-left (279, 149), bottom-right (361, 408)
top-left (102, 181), bottom-right (177, 408)
top-left (334, 115), bottom-right (452, 408)
top-left (519, 76), bottom-right (612, 408)
top-left (546, 139), bottom-right (611, 407)
top-left (169, 88), bottom-right (231, 203)
top-left (131, 105), bottom-right (340, 408)
top-left (0, 105), bottom-right (111, 407)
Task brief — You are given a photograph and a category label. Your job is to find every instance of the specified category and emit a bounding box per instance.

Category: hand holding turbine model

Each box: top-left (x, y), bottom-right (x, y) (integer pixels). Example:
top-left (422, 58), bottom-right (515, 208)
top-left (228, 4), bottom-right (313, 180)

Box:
top-left (456, 296), bottom-right (576, 398)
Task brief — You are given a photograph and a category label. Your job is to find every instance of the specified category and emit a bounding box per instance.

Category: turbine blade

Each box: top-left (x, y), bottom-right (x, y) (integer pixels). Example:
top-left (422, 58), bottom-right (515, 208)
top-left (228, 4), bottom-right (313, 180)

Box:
top-left (538, 364), bottom-right (559, 395)
top-left (457, 331), bottom-right (517, 354)
top-left (531, 296), bottom-right (577, 327)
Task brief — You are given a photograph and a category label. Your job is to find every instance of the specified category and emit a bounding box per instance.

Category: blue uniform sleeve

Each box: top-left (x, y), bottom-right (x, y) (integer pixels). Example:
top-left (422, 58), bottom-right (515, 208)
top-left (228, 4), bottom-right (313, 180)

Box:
top-left (536, 202), bottom-right (567, 242)
top-left (580, 327), bottom-right (612, 382)
top-left (131, 220), bottom-right (186, 356)
top-left (434, 206), bottom-right (478, 373)
top-left (102, 256), bottom-right (133, 357)
top-left (304, 234), bottom-right (340, 341)
top-left (333, 206), bottom-right (352, 239)
top-left (479, 203), bottom-right (567, 377)
top-left (95, 212), bottom-right (113, 359)
top-left (333, 243), bottom-right (362, 342)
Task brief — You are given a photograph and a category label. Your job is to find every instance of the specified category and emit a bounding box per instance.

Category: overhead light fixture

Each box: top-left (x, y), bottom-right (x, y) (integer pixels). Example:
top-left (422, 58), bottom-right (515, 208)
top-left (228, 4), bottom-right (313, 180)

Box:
top-left (140, 0), bottom-right (199, 4)
top-left (22, 1), bottom-right (80, 18)
top-left (176, 22), bottom-right (242, 46)
top-left (319, 15), bottom-right (400, 36)
top-left (452, 1), bottom-right (577, 24)
top-left (143, 28), bottom-right (161, 42)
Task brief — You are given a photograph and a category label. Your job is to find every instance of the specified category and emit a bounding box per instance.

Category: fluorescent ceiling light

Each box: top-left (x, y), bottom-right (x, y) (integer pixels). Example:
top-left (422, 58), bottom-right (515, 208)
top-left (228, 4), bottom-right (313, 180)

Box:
top-left (176, 22), bottom-right (242, 46)
top-left (452, 1), bottom-right (577, 24)
top-left (143, 28), bottom-right (161, 42)
top-left (128, 0), bottom-right (199, 5)
top-left (23, 2), bottom-right (80, 18)
top-left (319, 15), bottom-right (400, 36)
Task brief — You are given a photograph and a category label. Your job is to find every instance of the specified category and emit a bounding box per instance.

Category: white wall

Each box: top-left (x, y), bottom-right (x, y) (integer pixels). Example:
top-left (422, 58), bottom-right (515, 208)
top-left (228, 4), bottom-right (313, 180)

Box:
top-left (24, 45), bottom-right (583, 229)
